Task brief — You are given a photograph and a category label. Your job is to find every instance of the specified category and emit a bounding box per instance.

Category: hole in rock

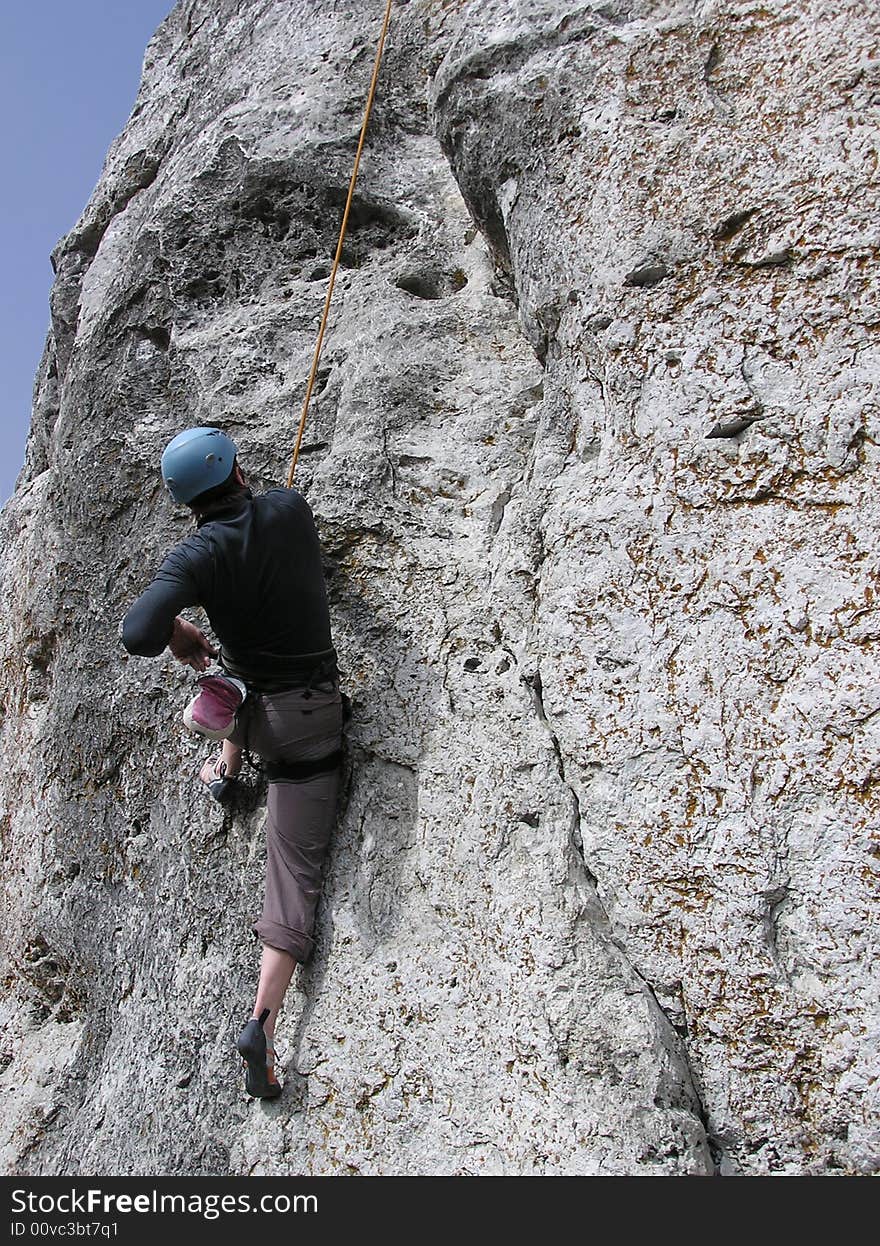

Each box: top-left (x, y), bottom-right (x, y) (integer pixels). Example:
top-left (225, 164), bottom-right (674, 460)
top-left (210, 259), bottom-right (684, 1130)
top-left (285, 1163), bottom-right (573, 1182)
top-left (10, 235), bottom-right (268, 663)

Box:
top-left (395, 268), bottom-right (468, 300)
top-left (135, 325), bottom-right (171, 350)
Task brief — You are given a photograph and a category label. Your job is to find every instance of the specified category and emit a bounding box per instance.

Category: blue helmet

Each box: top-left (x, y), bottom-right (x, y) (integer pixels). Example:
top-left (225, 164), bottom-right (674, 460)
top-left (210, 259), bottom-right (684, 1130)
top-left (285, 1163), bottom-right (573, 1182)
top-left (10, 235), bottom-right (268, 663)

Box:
top-left (160, 427), bottom-right (238, 503)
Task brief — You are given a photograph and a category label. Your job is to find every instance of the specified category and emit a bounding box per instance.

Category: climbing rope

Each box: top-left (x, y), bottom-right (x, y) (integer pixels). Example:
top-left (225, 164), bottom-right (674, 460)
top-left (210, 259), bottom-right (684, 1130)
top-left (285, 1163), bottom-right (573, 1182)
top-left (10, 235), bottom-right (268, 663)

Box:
top-left (286, 0), bottom-right (395, 488)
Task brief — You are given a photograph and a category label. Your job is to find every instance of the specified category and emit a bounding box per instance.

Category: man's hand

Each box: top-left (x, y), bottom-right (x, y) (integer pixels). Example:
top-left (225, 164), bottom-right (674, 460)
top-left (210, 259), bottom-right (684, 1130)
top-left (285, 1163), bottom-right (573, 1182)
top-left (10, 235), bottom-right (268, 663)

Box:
top-left (168, 616), bottom-right (217, 672)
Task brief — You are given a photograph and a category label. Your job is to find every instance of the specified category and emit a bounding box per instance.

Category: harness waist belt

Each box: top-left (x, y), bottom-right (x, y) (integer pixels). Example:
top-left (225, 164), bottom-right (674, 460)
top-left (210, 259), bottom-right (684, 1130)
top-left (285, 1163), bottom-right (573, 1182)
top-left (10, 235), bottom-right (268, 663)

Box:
top-left (264, 749), bottom-right (343, 784)
top-left (222, 646), bottom-right (338, 692)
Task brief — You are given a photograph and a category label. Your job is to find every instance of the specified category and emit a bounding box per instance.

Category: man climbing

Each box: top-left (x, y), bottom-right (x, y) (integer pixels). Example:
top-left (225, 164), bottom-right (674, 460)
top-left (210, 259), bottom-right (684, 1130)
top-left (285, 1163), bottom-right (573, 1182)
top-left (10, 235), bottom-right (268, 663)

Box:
top-left (121, 426), bottom-right (344, 1100)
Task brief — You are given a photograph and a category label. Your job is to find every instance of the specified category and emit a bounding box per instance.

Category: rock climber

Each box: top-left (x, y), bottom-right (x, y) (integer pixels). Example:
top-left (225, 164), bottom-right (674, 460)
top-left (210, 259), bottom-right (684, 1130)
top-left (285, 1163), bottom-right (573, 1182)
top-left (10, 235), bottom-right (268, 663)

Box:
top-left (121, 426), bottom-right (344, 1100)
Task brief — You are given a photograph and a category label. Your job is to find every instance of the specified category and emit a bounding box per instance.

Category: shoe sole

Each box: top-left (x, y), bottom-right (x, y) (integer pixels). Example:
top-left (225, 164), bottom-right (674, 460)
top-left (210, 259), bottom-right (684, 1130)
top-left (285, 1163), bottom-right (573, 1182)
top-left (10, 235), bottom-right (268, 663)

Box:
top-left (237, 1022), bottom-right (282, 1100)
top-left (183, 702), bottom-right (235, 741)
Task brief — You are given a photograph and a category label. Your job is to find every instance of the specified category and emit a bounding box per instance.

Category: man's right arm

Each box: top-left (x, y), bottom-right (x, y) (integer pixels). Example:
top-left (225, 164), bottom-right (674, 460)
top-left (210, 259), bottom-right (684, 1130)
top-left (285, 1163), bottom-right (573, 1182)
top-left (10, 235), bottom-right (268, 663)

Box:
top-left (122, 545), bottom-right (215, 670)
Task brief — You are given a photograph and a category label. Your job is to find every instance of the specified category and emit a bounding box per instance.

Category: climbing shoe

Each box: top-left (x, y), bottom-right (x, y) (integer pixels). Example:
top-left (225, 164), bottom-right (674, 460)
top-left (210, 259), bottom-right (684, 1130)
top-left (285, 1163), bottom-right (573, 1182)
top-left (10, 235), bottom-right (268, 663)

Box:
top-left (183, 673), bottom-right (247, 740)
top-left (200, 755), bottom-right (239, 805)
top-left (237, 1007), bottom-right (282, 1100)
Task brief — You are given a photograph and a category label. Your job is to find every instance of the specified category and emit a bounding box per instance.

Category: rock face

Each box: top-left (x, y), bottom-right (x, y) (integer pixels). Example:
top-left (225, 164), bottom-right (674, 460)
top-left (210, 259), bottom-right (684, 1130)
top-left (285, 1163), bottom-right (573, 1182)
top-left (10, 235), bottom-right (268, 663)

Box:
top-left (0, 0), bottom-right (877, 1175)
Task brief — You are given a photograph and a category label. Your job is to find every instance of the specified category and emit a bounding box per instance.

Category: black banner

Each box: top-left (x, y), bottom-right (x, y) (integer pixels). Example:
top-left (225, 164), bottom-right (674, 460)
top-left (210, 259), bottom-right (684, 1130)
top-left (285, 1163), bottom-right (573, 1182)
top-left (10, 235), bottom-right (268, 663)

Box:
top-left (1, 1173), bottom-right (869, 1238)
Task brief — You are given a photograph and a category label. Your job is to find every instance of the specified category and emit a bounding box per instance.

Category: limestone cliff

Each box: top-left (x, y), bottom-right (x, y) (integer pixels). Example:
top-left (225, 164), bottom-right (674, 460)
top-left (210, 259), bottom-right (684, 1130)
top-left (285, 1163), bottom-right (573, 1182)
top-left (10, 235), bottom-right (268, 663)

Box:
top-left (0, 0), bottom-right (877, 1175)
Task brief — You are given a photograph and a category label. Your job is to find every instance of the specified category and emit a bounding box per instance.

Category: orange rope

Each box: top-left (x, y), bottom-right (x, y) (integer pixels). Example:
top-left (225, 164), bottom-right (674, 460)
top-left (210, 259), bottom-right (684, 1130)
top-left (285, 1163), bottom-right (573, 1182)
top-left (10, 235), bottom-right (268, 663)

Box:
top-left (286, 0), bottom-right (395, 487)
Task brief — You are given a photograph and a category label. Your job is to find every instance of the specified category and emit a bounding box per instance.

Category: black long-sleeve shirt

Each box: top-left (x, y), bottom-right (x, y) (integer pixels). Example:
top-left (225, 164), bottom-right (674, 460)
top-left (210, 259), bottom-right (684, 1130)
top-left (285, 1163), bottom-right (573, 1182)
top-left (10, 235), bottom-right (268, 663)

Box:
top-left (122, 486), bottom-right (336, 690)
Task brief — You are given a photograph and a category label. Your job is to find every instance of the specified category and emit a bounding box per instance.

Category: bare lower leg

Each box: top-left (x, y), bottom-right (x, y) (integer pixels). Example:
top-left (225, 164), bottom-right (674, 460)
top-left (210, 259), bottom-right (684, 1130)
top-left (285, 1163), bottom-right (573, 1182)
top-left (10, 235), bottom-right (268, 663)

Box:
top-left (220, 739), bottom-right (242, 775)
top-left (252, 945), bottom-right (297, 1048)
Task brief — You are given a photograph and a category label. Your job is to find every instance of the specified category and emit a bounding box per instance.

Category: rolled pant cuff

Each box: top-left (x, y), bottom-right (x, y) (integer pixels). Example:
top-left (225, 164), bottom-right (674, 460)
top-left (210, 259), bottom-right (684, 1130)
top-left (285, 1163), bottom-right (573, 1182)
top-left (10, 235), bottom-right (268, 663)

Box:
top-left (252, 918), bottom-right (314, 963)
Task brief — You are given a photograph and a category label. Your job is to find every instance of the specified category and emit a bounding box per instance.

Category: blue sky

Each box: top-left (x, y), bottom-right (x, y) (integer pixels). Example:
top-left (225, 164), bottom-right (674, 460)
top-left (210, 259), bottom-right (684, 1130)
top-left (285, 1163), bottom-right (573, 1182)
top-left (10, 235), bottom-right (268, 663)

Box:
top-left (0, 1), bottom-right (176, 505)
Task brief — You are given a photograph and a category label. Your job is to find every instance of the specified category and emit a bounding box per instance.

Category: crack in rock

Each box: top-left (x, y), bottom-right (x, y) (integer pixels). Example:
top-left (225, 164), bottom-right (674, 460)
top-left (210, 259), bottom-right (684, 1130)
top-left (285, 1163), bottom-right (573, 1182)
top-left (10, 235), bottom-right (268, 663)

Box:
top-left (523, 666), bottom-right (721, 1172)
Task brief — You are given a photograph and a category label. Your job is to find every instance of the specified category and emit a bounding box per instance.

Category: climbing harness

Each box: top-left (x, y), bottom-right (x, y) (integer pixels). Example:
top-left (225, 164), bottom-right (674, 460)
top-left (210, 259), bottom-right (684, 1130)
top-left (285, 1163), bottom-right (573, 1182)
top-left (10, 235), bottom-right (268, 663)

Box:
top-left (286, 0), bottom-right (394, 488)
top-left (233, 654), bottom-right (350, 784)
top-left (263, 749), bottom-right (344, 784)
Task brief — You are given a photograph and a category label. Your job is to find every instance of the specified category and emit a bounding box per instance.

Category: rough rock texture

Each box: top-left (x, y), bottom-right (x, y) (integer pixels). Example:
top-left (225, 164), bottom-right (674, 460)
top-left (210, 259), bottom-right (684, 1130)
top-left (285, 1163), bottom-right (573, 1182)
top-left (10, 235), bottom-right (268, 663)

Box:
top-left (1, 0), bottom-right (877, 1175)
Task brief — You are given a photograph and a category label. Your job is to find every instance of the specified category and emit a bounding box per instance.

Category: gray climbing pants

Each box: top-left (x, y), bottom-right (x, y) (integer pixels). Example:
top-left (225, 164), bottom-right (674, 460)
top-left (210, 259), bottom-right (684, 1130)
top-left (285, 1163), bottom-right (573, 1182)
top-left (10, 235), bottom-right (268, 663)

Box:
top-left (229, 681), bottom-right (343, 962)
